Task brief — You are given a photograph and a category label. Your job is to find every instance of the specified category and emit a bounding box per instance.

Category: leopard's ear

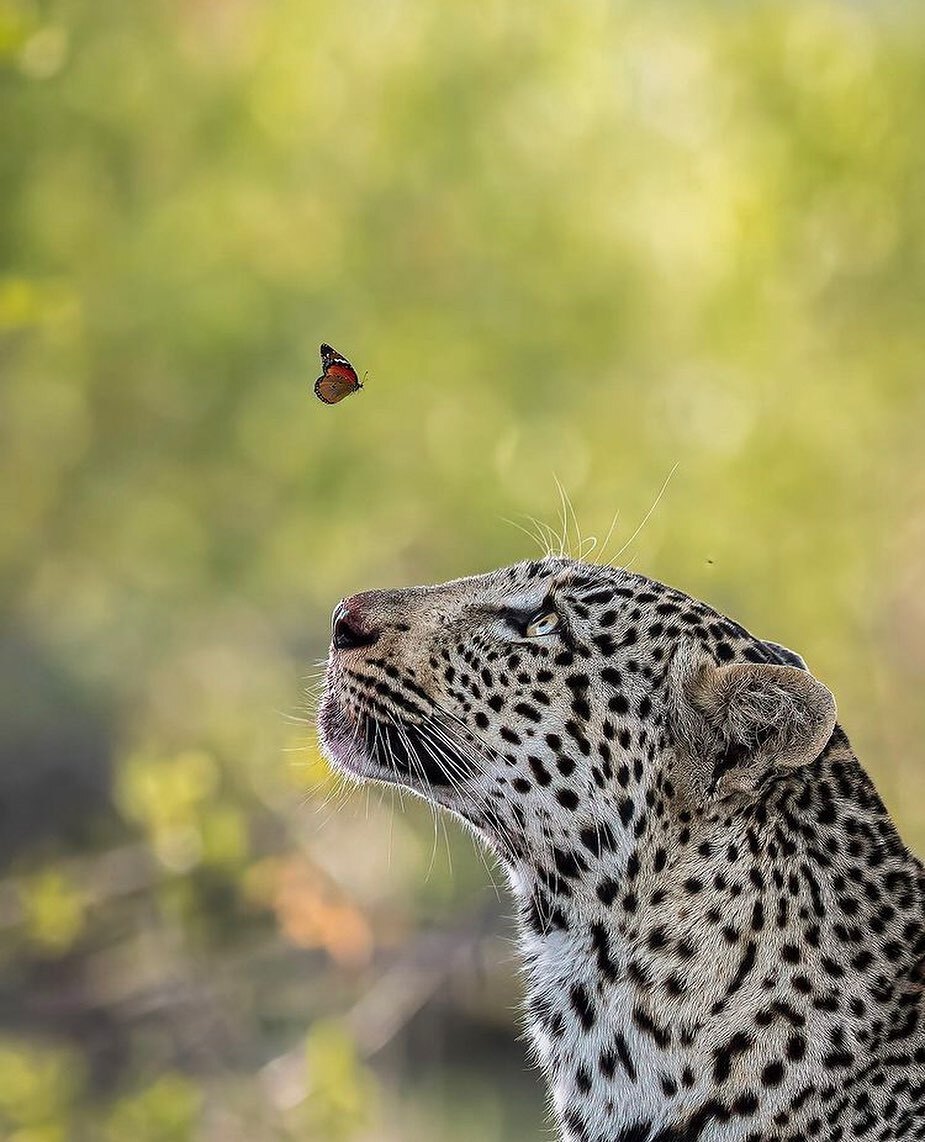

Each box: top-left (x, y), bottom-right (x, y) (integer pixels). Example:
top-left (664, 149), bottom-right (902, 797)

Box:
top-left (762, 639), bottom-right (808, 671)
top-left (669, 645), bottom-right (836, 800)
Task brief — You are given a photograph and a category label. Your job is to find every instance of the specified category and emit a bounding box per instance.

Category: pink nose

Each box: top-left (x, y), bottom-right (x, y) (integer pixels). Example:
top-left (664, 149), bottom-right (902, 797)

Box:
top-left (331, 595), bottom-right (381, 651)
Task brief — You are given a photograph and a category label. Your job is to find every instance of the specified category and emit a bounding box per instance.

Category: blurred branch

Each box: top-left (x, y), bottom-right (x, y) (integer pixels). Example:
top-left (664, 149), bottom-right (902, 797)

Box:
top-left (347, 921), bottom-right (497, 1058)
top-left (0, 842), bottom-right (158, 930)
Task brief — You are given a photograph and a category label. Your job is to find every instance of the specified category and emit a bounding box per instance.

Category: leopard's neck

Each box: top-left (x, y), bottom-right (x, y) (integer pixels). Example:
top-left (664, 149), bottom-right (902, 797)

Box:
top-left (505, 746), bottom-right (925, 1141)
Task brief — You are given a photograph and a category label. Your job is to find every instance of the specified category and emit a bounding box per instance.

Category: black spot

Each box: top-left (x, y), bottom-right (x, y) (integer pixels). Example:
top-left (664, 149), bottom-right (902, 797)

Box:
top-left (600, 1031), bottom-right (637, 1083)
top-left (569, 982), bottom-right (595, 1030)
top-left (514, 702), bottom-right (542, 723)
top-left (553, 847), bottom-right (587, 878)
top-left (761, 1061), bottom-right (785, 1087)
top-left (633, 1006), bottom-right (671, 1048)
top-left (579, 822), bottom-right (618, 855)
top-left (528, 756), bottom-right (552, 785)
top-left (713, 1031), bottom-right (752, 1084)
top-left (572, 697), bottom-right (592, 721)
top-left (590, 921), bottom-right (620, 982)
top-left (556, 788), bottom-right (580, 810)
top-left (597, 878), bottom-right (619, 906)
top-left (614, 1124), bottom-right (652, 1142)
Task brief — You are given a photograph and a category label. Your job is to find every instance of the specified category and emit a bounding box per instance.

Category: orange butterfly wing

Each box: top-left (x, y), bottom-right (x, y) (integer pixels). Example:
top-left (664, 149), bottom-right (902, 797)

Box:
top-left (315, 344), bottom-right (363, 404)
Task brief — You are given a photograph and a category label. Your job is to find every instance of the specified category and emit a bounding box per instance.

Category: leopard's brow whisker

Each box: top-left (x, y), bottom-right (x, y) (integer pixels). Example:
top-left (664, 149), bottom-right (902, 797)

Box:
top-left (591, 506), bottom-right (622, 567)
top-left (609, 462), bottom-right (679, 566)
top-left (553, 472), bottom-right (584, 560)
top-left (501, 515), bottom-right (555, 558)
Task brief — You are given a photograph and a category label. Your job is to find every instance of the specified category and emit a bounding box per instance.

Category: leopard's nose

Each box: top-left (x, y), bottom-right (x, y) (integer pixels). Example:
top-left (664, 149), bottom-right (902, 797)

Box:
top-left (331, 596), bottom-right (381, 651)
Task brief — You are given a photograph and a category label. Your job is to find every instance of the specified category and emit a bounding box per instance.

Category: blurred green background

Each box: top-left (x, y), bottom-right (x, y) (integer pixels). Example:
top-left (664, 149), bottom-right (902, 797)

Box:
top-left (2, 0), bottom-right (925, 1138)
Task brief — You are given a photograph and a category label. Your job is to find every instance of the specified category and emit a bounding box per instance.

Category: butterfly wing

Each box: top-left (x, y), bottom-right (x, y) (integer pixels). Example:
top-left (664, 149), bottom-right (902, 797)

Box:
top-left (315, 344), bottom-right (363, 404)
top-left (314, 373), bottom-right (357, 404)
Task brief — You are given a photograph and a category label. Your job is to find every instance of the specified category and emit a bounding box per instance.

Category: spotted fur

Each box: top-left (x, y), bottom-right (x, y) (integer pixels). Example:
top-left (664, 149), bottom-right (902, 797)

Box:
top-left (318, 558), bottom-right (925, 1141)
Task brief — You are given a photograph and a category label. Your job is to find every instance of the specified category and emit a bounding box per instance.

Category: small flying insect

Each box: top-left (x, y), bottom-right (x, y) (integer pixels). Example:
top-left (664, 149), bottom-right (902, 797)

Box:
top-left (314, 344), bottom-right (363, 404)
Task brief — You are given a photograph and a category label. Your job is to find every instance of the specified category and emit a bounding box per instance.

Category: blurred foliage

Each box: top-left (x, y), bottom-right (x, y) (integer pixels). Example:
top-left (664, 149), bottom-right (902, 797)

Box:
top-left (2, 0), bottom-right (925, 1137)
top-left (302, 1021), bottom-right (377, 1140)
top-left (0, 1037), bottom-right (83, 1141)
top-left (102, 1075), bottom-right (201, 1142)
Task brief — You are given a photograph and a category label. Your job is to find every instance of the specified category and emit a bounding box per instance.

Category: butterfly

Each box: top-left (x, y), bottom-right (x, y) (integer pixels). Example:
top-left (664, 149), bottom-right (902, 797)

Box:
top-left (314, 343), bottom-right (364, 404)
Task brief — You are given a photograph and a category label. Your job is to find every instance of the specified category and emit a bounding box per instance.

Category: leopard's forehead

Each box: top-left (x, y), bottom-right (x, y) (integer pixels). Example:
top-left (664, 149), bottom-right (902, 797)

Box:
top-left (390, 557), bottom-right (725, 652)
top-left (428, 557), bottom-right (687, 609)
top-left (441, 556), bottom-right (637, 591)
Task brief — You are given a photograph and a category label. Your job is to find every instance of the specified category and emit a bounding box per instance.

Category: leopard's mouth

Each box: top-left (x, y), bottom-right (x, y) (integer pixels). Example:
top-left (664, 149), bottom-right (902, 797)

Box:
top-left (317, 689), bottom-right (371, 777)
top-left (318, 686), bottom-right (471, 789)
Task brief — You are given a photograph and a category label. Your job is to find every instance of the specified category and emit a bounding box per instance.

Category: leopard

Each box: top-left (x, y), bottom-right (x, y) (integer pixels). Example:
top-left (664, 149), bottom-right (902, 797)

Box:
top-left (318, 556), bottom-right (925, 1141)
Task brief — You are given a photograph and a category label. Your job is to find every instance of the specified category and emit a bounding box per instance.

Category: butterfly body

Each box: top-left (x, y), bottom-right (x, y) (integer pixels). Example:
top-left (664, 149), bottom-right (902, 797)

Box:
top-left (314, 344), bottom-right (363, 404)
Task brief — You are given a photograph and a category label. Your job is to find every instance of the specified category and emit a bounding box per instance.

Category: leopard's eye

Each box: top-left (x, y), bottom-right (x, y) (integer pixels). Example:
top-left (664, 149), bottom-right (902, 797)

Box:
top-left (525, 610), bottom-right (560, 637)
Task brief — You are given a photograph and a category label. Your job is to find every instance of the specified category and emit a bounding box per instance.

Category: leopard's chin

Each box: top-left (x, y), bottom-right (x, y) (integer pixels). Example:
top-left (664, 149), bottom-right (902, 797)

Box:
top-left (317, 691), bottom-right (377, 779)
top-left (318, 691), bottom-right (460, 789)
